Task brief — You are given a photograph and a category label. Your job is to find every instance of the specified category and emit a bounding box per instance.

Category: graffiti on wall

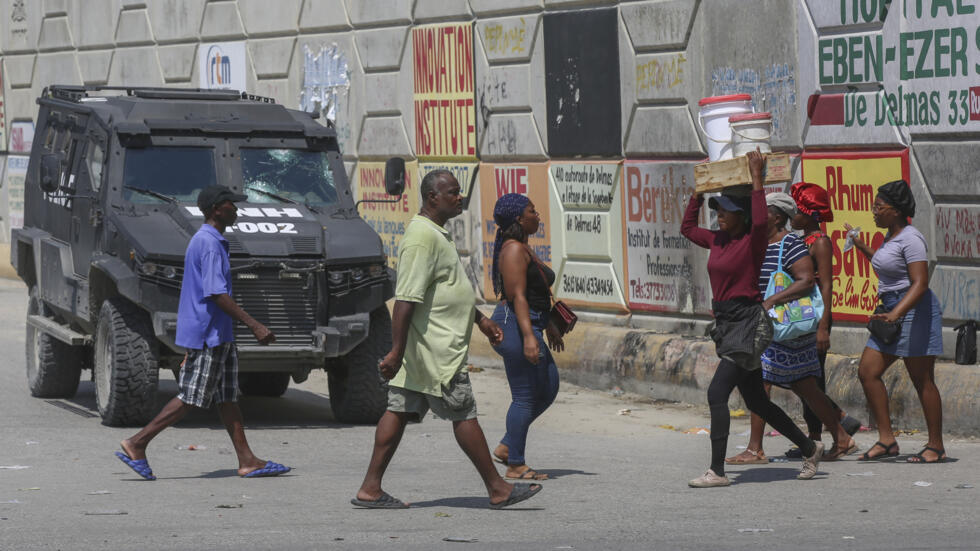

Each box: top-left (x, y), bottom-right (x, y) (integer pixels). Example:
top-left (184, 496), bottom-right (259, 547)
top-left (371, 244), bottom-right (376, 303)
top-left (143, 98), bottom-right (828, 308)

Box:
top-left (936, 205), bottom-right (980, 260)
top-left (356, 161), bottom-right (419, 269)
top-left (622, 161), bottom-right (711, 314)
top-left (932, 267), bottom-right (980, 322)
top-left (801, 150), bottom-right (910, 322)
top-left (482, 18), bottom-right (530, 57)
top-left (810, 1), bottom-right (980, 132)
top-left (413, 23), bottom-right (477, 161)
top-left (550, 162), bottom-right (627, 311)
top-left (300, 44), bottom-right (352, 149)
top-left (479, 163), bottom-right (551, 299)
top-left (710, 63), bottom-right (796, 139)
top-left (636, 53), bottom-right (687, 94)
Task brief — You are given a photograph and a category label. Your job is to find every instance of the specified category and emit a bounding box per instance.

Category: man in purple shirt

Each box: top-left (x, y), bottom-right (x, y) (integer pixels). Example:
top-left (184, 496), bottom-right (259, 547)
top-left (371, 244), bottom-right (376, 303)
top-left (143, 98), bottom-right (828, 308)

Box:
top-left (114, 186), bottom-right (291, 480)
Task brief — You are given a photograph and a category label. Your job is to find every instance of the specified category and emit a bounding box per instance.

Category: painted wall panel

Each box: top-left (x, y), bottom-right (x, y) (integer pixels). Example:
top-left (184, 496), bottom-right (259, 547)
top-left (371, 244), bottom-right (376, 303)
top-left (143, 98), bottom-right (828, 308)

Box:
top-left (355, 160), bottom-right (420, 269)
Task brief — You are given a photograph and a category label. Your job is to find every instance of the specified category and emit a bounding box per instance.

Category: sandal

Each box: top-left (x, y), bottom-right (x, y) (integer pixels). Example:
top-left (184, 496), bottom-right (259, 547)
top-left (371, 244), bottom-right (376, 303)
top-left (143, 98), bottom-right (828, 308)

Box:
top-left (906, 446), bottom-right (947, 464)
top-left (858, 441), bottom-right (899, 461)
top-left (823, 440), bottom-right (859, 461)
top-left (505, 466), bottom-right (549, 481)
top-left (725, 449), bottom-right (768, 465)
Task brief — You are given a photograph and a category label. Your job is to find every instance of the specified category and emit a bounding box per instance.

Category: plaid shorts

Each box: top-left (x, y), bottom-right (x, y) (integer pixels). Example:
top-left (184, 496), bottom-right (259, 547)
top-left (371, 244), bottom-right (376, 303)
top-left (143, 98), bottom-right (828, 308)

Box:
top-left (177, 342), bottom-right (238, 408)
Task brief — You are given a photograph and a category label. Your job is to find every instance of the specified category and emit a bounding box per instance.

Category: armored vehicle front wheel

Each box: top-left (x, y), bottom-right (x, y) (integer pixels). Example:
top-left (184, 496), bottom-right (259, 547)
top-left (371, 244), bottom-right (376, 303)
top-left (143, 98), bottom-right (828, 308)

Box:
top-left (94, 299), bottom-right (159, 426)
top-left (328, 307), bottom-right (391, 424)
top-left (25, 286), bottom-right (82, 398)
top-left (238, 372), bottom-right (291, 397)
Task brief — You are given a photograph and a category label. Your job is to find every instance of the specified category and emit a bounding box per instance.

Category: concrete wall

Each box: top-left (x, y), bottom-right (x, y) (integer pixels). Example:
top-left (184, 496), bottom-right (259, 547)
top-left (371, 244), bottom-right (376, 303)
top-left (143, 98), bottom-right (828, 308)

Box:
top-left (0, 0), bottom-right (977, 358)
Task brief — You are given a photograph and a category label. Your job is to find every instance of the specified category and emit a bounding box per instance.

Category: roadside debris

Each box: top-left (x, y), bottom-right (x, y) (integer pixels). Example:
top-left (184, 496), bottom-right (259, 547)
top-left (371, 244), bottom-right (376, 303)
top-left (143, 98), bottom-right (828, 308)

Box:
top-left (83, 510), bottom-right (127, 515)
top-left (617, 408), bottom-right (632, 416)
top-left (610, 387), bottom-right (624, 397)
top-left (912, 481), bottom-right (932, 487)
top-left (954, 484), bottom-right (974, 489)
top-left (683, 427), bottom-right (710, 435)
top-left (435, 512), bottom-right (451, 517)
top-left (175, 445), bottom-right (206, 451)
top-left (729, 408), bottom-right (747, 418)
top-left (847, 472), bottom-right (875, 477)
top-left (215, 504), bottom-right (243, 509)
top-left (737, 528), bottom-right (773, 533)
top-left (0, 466), bottom-right (30, 470)
top-left (658, 424), bottom-right (675, 431)
top-left (466, 365), bottom-right (483, 373)
top-left (86, 490), bottom-right (112, 495)
top-left (443, 537), bottom-right (478, 543)
top-left (18, 488), bottom-right (40, 491)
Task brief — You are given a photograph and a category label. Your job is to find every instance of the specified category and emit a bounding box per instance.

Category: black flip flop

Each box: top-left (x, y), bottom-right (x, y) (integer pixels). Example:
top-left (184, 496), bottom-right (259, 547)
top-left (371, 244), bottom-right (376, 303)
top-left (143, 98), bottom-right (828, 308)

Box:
top-left (350, 491), bottom-right (409, 509)
top-left (489, 482), bottom-right (542, 510)
top-left (858, 441), bottom-right (899, 461)
top-left (906, 446), bottom-right (947, 464)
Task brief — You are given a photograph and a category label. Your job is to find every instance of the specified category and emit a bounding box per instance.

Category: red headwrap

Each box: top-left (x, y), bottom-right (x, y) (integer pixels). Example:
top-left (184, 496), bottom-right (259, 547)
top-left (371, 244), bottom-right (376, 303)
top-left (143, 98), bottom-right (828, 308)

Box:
top-left (791, 182), bottom-right (834, 223)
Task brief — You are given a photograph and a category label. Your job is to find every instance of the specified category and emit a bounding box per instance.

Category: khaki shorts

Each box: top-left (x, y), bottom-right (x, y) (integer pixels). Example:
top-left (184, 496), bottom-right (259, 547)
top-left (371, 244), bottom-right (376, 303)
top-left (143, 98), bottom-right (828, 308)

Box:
top-left (387, 370), bottom-right (478, 422)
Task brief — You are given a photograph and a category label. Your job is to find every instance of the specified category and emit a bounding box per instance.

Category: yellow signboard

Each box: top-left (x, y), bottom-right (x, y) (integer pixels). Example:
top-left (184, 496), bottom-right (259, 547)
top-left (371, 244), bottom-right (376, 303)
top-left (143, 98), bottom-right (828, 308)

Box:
top-left (801, 150), bottom-right (910, 322)
top-left (413, 23), bottom-right (477, 161)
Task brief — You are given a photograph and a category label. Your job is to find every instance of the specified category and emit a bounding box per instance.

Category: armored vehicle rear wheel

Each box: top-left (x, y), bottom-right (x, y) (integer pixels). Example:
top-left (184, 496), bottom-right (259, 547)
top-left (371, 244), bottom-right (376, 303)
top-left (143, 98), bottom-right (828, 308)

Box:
top-left (25, 286), bottom-right (82, 398)
top-left (94, 298), bottom-right (159, 426)
top-left (239, 372), bottom-right (290, 397)
top-left (328, 307), bottom-right (391, 424)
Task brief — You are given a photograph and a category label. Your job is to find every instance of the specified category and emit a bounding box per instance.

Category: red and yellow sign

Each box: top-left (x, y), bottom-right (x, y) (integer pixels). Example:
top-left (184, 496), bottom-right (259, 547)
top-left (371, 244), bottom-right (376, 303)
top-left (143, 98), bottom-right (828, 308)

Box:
top-left (801, 150), bottom-right (910, 322)
top-left (356, 161), bottom-right (420, 269)
top-left (479, 163), bottom-right (551, 299)
top-left (413, 23), bottom-right (477, 161)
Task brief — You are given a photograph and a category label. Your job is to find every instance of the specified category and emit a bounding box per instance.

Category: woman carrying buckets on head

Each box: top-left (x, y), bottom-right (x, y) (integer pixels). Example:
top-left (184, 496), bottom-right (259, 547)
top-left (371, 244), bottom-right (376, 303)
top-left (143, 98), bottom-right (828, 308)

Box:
top-left (681, 150), bottom-right (825, 488)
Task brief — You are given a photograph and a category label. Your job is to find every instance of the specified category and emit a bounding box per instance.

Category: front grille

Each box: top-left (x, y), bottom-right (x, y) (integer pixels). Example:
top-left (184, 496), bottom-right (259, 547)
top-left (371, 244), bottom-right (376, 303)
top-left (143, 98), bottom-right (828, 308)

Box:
top-left (231, 269), bottom-right (318, 347)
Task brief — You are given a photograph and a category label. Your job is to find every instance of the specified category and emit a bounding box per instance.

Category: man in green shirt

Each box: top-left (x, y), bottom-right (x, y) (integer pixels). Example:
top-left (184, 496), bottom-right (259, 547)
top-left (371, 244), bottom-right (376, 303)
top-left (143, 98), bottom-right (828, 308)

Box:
top-left (351, 170), bottom-right (543, 510)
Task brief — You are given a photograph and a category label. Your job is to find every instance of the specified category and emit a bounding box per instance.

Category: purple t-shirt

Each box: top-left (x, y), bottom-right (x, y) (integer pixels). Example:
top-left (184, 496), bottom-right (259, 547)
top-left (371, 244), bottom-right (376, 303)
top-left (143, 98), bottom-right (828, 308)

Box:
top-left (871, 225), bottom-right (928, 293)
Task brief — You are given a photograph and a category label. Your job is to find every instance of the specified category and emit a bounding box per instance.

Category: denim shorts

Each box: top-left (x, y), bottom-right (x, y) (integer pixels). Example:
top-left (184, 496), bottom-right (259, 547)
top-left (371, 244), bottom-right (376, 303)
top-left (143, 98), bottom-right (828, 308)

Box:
top-left (867, 288), bottom-right (943, 358)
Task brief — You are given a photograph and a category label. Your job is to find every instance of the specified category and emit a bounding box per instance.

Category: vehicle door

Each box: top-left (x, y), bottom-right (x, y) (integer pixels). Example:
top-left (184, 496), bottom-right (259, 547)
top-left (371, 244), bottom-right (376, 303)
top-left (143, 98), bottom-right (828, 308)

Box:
top-left (70, 124), bottom-right (106, 277)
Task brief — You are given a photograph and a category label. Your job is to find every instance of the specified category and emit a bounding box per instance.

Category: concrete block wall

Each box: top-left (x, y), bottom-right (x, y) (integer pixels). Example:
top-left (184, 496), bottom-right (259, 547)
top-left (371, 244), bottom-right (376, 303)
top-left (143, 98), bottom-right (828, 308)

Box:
top-left (0, 0), bottom-right (977, 359)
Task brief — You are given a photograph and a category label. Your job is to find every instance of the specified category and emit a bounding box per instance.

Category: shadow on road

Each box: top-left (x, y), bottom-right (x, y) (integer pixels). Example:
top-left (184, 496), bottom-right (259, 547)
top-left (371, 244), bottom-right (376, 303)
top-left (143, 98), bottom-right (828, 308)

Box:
top-left (730, 467), bottom-right (825, 483)
top-left (408, 495), bottom-right (544, 510)
top-left (534, 468), bottom-right (597, 480)
top-left (59, 380), bottom-right (361, 430)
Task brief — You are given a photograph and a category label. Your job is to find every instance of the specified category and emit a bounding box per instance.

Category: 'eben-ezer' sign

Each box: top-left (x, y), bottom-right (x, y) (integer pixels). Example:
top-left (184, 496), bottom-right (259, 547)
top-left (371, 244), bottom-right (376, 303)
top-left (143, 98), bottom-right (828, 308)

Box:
top-left (413, 23), bottom-right (477, 161)
top-left (814, 1), bottom-right (980, 132)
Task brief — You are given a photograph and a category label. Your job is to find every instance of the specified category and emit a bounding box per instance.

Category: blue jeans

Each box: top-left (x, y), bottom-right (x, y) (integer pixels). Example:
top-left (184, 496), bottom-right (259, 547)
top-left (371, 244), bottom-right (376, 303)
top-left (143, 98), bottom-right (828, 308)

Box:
top-left (490, 302), bottom-right (560, 466)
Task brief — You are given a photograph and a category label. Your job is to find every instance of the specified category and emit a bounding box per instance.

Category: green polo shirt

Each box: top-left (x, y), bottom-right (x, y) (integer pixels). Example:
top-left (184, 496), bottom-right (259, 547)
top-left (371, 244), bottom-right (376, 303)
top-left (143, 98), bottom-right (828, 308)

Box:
top-left (389, 215), bottom-right (476, 396)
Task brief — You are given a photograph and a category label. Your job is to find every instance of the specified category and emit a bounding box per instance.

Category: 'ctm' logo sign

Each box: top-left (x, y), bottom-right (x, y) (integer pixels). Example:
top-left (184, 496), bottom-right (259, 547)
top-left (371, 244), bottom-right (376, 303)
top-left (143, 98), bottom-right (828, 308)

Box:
top-left (206, 45), bottom-right (232, 87)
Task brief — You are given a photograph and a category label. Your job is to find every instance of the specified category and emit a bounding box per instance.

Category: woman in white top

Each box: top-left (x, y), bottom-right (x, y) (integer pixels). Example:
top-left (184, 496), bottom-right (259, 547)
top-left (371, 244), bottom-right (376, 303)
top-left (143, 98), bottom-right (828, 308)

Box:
top-left (846, 180), bottom-right (945, 463)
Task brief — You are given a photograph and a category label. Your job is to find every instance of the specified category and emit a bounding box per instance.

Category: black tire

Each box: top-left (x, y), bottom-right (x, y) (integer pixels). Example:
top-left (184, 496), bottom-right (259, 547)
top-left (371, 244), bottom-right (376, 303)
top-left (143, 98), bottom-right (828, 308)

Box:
top-left (93, 298), bottom-right (159, 426)
top-left (328, 307), bottom-right (391, 424)
top-left (239, 372), bottom-right (291, 397)
top-left (25, 286), bottom-right (82, 398)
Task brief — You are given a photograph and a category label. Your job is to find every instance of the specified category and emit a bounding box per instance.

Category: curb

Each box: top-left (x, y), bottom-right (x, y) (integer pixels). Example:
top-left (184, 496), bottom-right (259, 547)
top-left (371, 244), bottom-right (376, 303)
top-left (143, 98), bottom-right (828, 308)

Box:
top-left (469, 315), bottom-right (980, 437)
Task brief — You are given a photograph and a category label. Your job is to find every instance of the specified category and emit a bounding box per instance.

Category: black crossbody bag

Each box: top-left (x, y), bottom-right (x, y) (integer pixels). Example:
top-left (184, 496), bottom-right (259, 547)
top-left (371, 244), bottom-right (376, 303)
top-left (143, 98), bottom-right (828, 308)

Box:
top-left (867, 304), bottom-right (901, 345)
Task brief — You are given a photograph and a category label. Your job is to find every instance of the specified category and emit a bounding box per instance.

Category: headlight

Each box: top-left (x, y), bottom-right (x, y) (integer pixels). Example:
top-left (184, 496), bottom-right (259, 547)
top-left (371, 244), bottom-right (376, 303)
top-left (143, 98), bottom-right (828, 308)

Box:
top-left (138, 262), bottom-right (158, 276)
top-left (162, 266), bottom-right (177, 279)
top-left (368, 264), bottom-right (385, 278)
top-left (328, 271), bottom-right (345, 285)
top-left (351, 268), bottom-right (366, 282)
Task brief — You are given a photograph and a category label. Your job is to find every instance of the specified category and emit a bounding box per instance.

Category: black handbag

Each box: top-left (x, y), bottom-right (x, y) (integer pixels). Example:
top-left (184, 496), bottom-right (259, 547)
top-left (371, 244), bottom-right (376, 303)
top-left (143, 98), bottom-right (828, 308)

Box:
top-left (867, 305), bottom-right (902, 345)
top-left (954, 320), bottom-right (977, 365)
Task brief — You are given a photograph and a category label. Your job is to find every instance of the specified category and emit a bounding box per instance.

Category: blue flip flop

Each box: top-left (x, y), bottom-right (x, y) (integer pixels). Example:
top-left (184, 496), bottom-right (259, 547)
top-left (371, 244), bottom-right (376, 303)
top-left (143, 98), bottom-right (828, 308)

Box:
top-left (242, 461), bottom-right (291, 478)
top-left (114, 451), bottom-right (156, 481)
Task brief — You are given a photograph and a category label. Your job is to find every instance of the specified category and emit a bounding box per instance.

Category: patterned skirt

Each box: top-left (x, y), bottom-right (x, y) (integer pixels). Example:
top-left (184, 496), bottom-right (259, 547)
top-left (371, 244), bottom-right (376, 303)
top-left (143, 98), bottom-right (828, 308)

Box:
top-left (760, 332), bottom-right (821, 388)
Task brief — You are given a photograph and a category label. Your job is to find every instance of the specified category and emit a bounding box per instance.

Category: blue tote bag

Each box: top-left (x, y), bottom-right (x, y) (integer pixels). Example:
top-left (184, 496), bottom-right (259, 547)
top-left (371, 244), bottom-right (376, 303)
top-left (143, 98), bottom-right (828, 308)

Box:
top-left (765, 235), bottom-right (824, 342)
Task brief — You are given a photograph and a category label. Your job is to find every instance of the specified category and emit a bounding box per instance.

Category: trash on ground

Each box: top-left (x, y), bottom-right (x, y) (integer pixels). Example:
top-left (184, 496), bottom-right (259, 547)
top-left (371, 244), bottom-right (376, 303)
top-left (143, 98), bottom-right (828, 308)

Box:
top-left (0, 500), bottom-right (22, 504)
top-left (610, 387), bottom-right (624, 397)
top-left (729, 408), bottom-right (747, 418)
top-left (617, 408), bottom-right (631, 416)
top-left (18, 487), bottom-right (40, 491)
top-left (769, 457), bottom-right (787, 463)
top-left (912, 481), bottom-right (932, 487)
top-left (735, 445), bottom-right (747, 450)
top-left (25, 441), bottom-right (39, 445)
top-left (466, 365), bottom-right (483, 373)
top-left (737, 528), bottom-right (774, 533)
top-left (683, 427), bottom-right (710, 435)
top-left (765, 431), bottom-right (781, 437)
top-left (443, 537), bottom-right (478, 543)
top-left (735, 429), bottom-right (751, 436)
top-left (658, 424), bottom-right (675, 431)
top-left (83, 510), bottom-right (127, 515)
top-left (846, 471), bottom-right (875, 477)
top-left (843, 536), bottom-right (855, 540)
top-left (215, 504), bottom-right (243, 509)
top-left (86, 490), bottom-right (111, 495)
top-left (0, 465), bottom-right (31, 470)
top-left (435, 512), bottom-right (451, 517)
top-left (954, 484), bottom-right (974, 489)
top-left (175, 445), bottom-right (206, 451)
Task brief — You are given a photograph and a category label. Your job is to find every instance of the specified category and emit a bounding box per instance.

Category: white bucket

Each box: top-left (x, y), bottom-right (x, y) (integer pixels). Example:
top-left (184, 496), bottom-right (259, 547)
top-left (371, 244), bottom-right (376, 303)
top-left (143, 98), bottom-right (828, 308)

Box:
top-left (697, 94), bottom-right (753, 161)
top-left (729, 112), bottom-right (772, 157)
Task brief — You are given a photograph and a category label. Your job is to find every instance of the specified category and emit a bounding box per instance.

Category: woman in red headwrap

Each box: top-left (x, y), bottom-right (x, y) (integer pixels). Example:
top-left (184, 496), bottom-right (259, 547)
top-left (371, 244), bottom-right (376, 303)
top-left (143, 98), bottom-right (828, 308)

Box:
top-left (789, 182), bottom-right (863, 458)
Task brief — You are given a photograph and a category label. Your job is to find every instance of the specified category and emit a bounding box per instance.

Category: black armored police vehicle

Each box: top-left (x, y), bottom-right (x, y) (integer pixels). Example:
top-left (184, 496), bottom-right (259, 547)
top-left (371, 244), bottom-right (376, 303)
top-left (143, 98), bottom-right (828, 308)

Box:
top-left (11, 85), bottom-right (403, 426)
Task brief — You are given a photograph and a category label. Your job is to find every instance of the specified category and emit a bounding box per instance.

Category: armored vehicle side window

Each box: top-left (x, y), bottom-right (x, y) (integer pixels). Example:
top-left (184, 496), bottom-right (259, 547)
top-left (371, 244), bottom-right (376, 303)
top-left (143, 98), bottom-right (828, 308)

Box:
top-left (87, 142), bottom-right (105, 192)
top-left (122, 147), bottom-right (217, 204)
top-left (241, 149), bottom-right (338, 207)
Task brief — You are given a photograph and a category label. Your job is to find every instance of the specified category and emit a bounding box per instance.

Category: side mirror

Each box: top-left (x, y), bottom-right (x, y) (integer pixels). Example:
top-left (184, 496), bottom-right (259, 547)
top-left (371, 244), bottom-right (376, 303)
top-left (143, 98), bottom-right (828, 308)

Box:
top-left (39, 153), bottom-right (62, 193)
top-left (384, 157), bottom-right (406, 196)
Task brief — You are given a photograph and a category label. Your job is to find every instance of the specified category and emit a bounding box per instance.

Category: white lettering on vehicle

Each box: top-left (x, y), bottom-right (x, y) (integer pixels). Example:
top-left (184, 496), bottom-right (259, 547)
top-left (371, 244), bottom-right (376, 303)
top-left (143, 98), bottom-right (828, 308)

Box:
top-left (184, 206), bottom-right (305, 218)
top-left (226, 222), bottom-right (298, 234)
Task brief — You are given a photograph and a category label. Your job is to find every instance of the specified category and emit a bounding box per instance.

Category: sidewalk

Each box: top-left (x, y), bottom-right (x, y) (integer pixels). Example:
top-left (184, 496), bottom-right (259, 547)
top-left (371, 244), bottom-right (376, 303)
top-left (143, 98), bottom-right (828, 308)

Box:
top-left (468, 313), bottom-right (980, 437)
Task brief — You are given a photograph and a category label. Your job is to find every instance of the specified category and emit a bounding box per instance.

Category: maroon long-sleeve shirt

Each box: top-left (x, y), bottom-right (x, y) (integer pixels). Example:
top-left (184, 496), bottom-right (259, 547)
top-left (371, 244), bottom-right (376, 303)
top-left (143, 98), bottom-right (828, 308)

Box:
top-left (680, 190), bottom-right (768, 303)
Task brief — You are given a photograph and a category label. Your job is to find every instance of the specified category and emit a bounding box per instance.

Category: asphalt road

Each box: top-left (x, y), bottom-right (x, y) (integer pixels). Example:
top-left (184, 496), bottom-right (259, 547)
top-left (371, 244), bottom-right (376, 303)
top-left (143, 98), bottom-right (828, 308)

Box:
top-left (0, 278), bottom-right (978, 550)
